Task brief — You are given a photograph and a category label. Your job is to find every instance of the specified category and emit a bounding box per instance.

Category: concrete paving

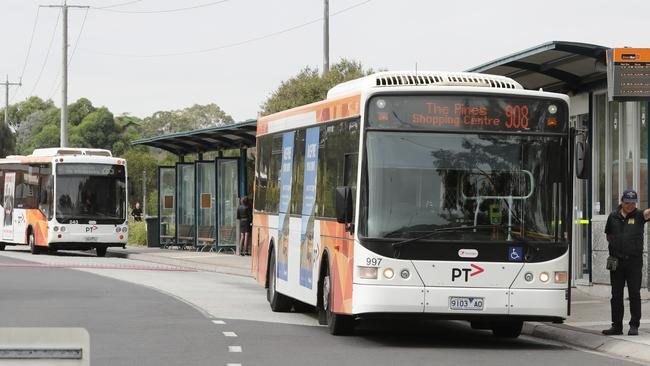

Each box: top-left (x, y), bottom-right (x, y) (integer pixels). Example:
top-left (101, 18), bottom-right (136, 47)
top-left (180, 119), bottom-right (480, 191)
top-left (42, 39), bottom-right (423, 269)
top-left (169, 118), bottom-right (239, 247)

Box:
top-left (108, 246), bottom-right (650, 364)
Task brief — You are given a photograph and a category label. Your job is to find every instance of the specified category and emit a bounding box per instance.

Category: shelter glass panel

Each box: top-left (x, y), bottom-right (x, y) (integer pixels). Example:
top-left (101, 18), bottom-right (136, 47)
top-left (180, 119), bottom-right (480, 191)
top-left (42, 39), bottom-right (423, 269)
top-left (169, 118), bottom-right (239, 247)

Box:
top-left (218, 159), bottom-right (238, 249)
top-left (197, 162), bottom-right (216, 249)
top-left (177, 164), bottom-right (195, 247)
top-left (159, 167), bottom-right (176, 245)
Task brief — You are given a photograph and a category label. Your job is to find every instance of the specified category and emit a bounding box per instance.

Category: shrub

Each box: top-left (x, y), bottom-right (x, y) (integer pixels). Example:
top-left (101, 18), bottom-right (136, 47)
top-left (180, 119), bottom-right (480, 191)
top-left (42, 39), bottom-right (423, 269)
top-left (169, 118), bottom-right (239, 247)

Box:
top-left (128, 217), bottom-right (147, 246)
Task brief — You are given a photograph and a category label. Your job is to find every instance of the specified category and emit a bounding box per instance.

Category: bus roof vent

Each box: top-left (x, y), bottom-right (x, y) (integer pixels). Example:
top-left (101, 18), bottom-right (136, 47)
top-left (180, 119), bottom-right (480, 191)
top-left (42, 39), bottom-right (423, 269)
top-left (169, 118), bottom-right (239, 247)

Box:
top-left (327, 71), bottom-right (522, 98)
top-left (31, 148), bottom-right (113, 157)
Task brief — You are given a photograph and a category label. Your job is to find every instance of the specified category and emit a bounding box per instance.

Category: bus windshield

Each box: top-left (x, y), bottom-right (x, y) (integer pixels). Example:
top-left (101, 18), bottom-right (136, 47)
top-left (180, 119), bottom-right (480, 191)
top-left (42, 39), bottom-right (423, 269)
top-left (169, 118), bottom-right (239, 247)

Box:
top-left (361, 131), bottom-right (567, 243)
top-left (55, 164), bottom-right (126, 224)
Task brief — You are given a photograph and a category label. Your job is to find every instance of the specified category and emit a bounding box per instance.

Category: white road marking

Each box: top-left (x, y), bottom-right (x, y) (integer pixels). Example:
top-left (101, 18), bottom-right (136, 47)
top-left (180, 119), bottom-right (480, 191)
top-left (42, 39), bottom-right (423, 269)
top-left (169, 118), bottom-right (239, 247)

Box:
top-left (226, 364), bottom-right (242, 366)
top-left (223, 332), bottom-right (237, 337)
top-left (212, 320), bottom-right (226, 325)
top-left (228, 346), bottom-right (242, 353)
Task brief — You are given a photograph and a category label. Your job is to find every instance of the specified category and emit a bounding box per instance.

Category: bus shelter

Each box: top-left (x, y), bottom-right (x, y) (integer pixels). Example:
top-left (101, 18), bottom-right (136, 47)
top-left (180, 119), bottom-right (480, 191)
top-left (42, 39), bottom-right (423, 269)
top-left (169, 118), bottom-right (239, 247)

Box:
top-left (132, 120), bottom-right (256, 252)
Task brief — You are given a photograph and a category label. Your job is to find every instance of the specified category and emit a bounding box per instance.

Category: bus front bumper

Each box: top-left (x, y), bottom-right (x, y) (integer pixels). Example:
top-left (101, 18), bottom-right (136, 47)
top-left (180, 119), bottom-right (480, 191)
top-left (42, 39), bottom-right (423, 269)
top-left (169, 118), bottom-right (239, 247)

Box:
top-left (352, 284), bottom-right (568, 320)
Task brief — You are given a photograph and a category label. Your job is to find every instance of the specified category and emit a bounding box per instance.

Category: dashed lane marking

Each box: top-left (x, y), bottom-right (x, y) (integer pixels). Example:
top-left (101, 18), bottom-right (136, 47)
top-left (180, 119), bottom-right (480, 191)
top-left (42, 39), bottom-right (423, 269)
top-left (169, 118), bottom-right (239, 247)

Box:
top-left (228, 346), bottom-right (242, 353)
top-left (223, 332), bottom-right (237, 337)
top-left (212, 320), bottom-right (226, 324)
top-left (0, 263), bottom-right (197, 272)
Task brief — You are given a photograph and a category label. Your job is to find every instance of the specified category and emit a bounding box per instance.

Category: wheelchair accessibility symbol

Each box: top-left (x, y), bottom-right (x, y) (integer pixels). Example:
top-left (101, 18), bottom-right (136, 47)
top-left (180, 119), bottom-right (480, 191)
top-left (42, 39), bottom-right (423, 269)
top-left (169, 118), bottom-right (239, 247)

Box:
top-left (508, 246), bottom-right (523, 262)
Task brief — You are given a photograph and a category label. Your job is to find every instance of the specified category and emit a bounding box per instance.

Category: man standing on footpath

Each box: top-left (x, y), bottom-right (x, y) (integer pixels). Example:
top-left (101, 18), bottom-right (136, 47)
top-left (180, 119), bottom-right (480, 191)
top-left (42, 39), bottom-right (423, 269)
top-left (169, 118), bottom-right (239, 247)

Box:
top-left (603, 189), bottom-right (650, 336)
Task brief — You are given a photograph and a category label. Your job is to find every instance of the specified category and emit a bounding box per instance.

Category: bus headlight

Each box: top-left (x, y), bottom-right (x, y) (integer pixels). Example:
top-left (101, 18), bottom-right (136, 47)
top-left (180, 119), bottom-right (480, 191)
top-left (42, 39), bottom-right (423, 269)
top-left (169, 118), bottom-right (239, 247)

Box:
top-left (358, 266), bottom-right (378, 279)
top-left (116, 227), bottom-right (122, 233)
top-left (60, 226), bottom-right (66, 232)
top-left (122, 227), bottom-right (128, 233)
top-left (400, 269), bottom-right (410, 279)
top-left (524, 272), bottom-right (534, 282)
top-left (383, 268), bottom-right (395, 279)
top-left (554, 271), bottom-right (568, 283)
top-left (53, 226), bottom-right (59, 232)
top-left (539, 272), bottom-right (550, 283)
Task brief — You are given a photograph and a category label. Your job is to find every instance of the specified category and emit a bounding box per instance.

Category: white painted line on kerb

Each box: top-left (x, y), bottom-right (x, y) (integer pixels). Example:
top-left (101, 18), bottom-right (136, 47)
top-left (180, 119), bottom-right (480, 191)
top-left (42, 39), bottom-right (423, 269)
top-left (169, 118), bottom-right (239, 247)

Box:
top-left (212, 320), bottom-right (226, 325)
top-left (223, 332), bottom-right (238, 337)
top-left (226, 363), bottom-right (242, 366)
top-left (228, 346), bottom-right (242, 353)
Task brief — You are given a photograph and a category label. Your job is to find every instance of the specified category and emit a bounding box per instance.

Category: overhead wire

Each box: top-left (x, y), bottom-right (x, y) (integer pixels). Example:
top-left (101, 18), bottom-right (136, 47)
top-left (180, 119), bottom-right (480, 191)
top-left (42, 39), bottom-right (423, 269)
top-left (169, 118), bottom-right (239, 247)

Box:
top-left (91, 0), bottom-right (229, 14)
top-left (81, 0), bottom-right (373, 58)
top-left (27, 9), bottom-right (61, 98)
top-left (93, 0), bottom-right (144, 10)
top-left (48, 7), bottom-right (90, 100)
top-left (10, 6), bottom-right (41, 102)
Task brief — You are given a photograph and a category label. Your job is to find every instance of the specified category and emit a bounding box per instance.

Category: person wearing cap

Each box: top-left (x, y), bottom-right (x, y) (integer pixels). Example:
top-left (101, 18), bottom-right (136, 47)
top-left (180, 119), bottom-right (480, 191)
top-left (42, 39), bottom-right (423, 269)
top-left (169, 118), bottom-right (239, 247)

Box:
top-left (602, 189), bottom-right (650, 336)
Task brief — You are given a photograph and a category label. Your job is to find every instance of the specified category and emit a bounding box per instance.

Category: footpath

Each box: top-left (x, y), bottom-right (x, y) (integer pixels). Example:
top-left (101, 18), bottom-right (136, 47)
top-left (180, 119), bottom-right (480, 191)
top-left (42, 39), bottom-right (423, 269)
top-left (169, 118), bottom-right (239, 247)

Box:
top-left (108, 246), bottom-right (650, 364)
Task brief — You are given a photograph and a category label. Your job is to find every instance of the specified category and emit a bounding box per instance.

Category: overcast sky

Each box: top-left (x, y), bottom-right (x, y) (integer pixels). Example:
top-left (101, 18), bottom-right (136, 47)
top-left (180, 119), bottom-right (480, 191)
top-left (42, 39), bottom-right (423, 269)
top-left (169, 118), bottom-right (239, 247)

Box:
top-left (2, 0), bottom-right (650, 122)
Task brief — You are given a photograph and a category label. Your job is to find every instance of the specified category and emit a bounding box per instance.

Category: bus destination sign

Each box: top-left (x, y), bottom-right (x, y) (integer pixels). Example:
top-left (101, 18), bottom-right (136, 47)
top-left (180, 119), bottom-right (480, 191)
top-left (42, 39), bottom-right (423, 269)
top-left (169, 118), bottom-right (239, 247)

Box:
top-left (367, 95), bottom-right (567, 133)
top-left (57, 163), bottom-right (125, 177)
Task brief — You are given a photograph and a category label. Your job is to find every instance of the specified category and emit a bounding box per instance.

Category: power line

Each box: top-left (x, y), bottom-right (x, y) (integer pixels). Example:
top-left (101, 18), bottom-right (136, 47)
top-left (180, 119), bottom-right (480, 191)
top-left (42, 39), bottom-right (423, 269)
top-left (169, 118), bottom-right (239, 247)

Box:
top-left (48, 7), bottom-right (90, 100)
top-left (27, 10), bottom-right (61, 98)
top-left (93, 0), bottom-right (143, 10)
top-left (10, 7), bottom-right (42, 103)
top-left (91, 0), bottom-right (229, 14)
top-left (80, 0), bottom-right (373, 58)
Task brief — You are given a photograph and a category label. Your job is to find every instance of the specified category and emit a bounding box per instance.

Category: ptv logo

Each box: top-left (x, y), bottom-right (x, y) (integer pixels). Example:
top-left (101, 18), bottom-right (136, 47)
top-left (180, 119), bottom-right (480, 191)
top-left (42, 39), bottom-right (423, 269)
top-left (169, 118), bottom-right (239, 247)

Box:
top-left (85, 225), bottom-right (98, 233)
top-left (451, 264), bottom-right (485, 282)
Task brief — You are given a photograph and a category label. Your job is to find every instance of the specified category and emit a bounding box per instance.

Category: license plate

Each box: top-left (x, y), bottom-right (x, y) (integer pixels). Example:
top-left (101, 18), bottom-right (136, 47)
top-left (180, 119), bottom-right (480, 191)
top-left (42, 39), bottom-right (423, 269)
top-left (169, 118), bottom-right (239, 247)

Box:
top-left (449, 296), bottom-right (484, 310)
top-left (85, 237), bottom-right (98, 242)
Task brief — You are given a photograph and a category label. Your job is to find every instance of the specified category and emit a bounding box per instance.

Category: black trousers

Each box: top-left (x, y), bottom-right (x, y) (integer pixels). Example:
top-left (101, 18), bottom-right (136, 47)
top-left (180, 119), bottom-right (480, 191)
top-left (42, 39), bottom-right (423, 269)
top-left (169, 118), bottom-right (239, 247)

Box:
top-left (610, 256), bottom-right (643, 328)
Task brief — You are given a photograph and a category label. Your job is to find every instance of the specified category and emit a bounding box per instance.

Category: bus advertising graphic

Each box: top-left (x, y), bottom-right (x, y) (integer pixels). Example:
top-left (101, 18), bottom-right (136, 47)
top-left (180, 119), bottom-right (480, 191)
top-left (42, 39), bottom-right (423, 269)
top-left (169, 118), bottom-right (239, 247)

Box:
top-left (2, 172), bottom-right (15, 240)
top-left (277, 131), bottom-right (295, 281)
top-left (300, 127), bottom-right (320, 289)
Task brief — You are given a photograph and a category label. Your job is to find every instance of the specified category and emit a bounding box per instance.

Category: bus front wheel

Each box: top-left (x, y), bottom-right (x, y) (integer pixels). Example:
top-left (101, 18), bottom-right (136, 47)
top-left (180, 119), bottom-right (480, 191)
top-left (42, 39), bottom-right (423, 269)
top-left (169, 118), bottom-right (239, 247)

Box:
top-left (0, 243), bottom-right (4, 251)
top-left (322, 268), bottom-right (355, 335)
top-left (96, 246), bottom-right (107, 257)
top-left (267, 250), bottom-right (292, 312)
top-left (491, 320), bottom-right (523, 338)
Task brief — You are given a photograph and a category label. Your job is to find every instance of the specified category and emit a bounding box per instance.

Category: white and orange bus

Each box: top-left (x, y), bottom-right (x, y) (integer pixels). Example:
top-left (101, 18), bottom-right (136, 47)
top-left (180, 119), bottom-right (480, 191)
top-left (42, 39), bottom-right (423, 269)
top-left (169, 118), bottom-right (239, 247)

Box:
top-left (0, 148), bottom-right (128, 257)
top-left (252, 71), bottom-right (583, 337)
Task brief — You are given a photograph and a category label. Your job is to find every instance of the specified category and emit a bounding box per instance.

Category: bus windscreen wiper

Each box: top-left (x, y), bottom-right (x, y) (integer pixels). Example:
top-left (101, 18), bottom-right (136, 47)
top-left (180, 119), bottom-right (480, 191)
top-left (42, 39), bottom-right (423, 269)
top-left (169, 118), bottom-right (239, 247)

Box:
top-left (391, 224), bottom-right (522, 249)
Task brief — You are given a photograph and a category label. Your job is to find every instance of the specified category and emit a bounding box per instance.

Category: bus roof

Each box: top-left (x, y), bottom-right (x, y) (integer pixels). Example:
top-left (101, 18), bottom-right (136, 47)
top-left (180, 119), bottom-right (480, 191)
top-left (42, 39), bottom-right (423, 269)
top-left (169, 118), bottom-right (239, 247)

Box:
top-left (257, 71), bottom-right (526, 136)
top-left (0, 148), bottom-right (114, 164)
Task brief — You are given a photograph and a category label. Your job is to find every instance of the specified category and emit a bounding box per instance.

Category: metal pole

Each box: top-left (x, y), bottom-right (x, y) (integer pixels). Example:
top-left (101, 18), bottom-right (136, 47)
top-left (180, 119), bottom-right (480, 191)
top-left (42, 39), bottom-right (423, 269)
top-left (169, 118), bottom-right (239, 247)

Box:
top-left (323, 0), bottom-right (329, 74)
top-left (143, 170), bottom-right (147, 216)
top-left (4, 76), bottom-right (8, 127)
top-left (61, 1), bottom-right (68, 147)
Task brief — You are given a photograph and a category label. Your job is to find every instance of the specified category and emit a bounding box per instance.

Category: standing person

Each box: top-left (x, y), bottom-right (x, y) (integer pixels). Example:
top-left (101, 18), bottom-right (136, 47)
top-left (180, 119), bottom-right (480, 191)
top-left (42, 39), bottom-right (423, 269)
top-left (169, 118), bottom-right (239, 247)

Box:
top-left (131, 202), bottom-right (143, 222)
top-left (603, 189), bottom-right (650, 336)
top-left (237, 196), bottom-right (252, 256)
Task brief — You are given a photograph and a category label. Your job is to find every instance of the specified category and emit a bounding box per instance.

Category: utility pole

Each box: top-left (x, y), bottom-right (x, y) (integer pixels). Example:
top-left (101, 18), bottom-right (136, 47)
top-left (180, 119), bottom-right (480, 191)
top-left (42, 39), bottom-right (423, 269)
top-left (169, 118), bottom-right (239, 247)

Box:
top-left (323, 0), bottom-right (329, 75)
top-left (142, 170), bottom-right (147, 217)
top-left (3, 76), bottom-right (21, 129)
top-left (41, 1), bottom-right (89, 148)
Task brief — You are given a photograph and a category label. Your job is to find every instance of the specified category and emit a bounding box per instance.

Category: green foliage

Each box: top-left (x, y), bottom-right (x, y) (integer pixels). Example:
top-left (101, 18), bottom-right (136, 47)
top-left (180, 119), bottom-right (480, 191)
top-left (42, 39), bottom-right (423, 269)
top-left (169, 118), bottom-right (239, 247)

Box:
top-left (69, 107), bottom-right (120, 150)
top-left (140, 103), bottom-right (234, 137)
top-left (67, 98), bottom-right (96, 127)
top-left (123, 147), bottom-right (159, 205)
top-left (260, 59), bottom-right (374, 116)
top-left (6, 96), bottom-right (55, 130)
top-left (0, 123), bottom-right (15, 157)
top-left (127, 216), bottom-right (147, 246)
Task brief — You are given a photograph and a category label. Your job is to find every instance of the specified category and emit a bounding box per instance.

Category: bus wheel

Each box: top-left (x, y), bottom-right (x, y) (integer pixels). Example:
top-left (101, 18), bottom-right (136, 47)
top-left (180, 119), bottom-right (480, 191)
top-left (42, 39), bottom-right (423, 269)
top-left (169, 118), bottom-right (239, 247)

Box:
top-left (267, 250), bottom-right (292, 312)
top-left (0, 243), bottom-right (5, 251)
top-left (322, 268), bottom-right (355, 335)
top-left (96, 246), bottom-right (107, 257)
top-left (28, 231), bottom-right (41, 255)
top-left (491, 320), bottom-right (523, 338)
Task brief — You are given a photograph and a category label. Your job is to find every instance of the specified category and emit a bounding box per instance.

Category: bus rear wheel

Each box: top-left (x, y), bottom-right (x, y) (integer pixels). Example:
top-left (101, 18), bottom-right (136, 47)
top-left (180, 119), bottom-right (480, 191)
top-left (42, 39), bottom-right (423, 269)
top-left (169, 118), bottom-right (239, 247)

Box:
top-left (491, 320), bottom-right (523, 338)
top-left (322, 268), bottom-right (355, 335)
top-left (96, 246), bottom-right (107, 257)
top-left (0, 243), bottom-right (5, 251)
top-left (267, 250), bottom-right (292, 312)
top-left (28, 231), bottom-right (42, 255)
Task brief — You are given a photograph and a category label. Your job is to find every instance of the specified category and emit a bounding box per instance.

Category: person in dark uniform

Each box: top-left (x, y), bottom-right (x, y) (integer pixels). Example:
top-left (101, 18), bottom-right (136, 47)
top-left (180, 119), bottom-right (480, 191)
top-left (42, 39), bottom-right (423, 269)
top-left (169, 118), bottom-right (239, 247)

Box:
top-left (603, 189), bottom-right (650, 336)
top-left (131, 202), bottom-right (143, 222)
top-left (237, 196), bottom-right (252, 256)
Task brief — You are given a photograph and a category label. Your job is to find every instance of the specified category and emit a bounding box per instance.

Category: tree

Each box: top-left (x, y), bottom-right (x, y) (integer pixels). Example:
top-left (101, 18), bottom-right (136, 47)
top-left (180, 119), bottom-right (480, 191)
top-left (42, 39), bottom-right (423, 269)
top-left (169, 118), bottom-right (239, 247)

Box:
top-left (69, 107), bottom-right (120, 150)
top-left (260, 59), bottom-right (375, 116)
top-left (67, 98), bottom-right (96, 127)
top-left (0, 123), bottom-right (15, 157)
top-left (5, 96), bottom-right (55, 130)
top-left (140, 103), bottom-right (234, 138)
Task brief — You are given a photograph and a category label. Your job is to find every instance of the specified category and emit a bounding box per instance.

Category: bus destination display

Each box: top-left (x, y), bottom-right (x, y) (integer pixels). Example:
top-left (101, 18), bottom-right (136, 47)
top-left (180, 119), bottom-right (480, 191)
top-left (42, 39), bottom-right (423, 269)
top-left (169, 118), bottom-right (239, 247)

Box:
top-left (57, 164), bottom-right (125, 177)
top-left (368, 95), bottom-right (566, 133)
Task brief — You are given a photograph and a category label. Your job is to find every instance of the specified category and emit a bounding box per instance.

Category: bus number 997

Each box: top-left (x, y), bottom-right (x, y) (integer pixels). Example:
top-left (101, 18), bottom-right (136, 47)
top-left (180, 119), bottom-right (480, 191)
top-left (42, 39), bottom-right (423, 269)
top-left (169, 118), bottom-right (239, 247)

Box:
top-left (366, 257), bottom-right (382, 266)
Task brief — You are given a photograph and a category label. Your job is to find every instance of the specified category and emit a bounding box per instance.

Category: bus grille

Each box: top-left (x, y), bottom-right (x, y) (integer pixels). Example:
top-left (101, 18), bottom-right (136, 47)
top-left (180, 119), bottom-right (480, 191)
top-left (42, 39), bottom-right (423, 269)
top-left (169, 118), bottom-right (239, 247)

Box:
top-left (374, 72), bottom-right (521, 89)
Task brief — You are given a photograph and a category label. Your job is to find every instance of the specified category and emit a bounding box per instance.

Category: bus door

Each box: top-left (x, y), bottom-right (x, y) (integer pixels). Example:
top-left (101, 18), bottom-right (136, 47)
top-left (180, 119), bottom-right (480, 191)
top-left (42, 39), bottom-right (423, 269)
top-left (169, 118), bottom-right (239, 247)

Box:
top-left (571, 114), bottom-right (590, 284)
top-left (2, 172), bottom-right (16, 241)
top-left (216, 158), bottom-right (239, 252)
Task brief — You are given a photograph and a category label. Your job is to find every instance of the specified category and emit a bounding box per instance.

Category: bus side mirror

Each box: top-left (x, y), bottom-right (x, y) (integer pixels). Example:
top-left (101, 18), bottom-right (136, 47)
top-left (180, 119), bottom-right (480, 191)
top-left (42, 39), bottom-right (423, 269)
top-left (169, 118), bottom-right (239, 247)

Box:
top-left (335, 186), bottom-right (353, 225)
top-left (576, 141), bottom-right (590, 179)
